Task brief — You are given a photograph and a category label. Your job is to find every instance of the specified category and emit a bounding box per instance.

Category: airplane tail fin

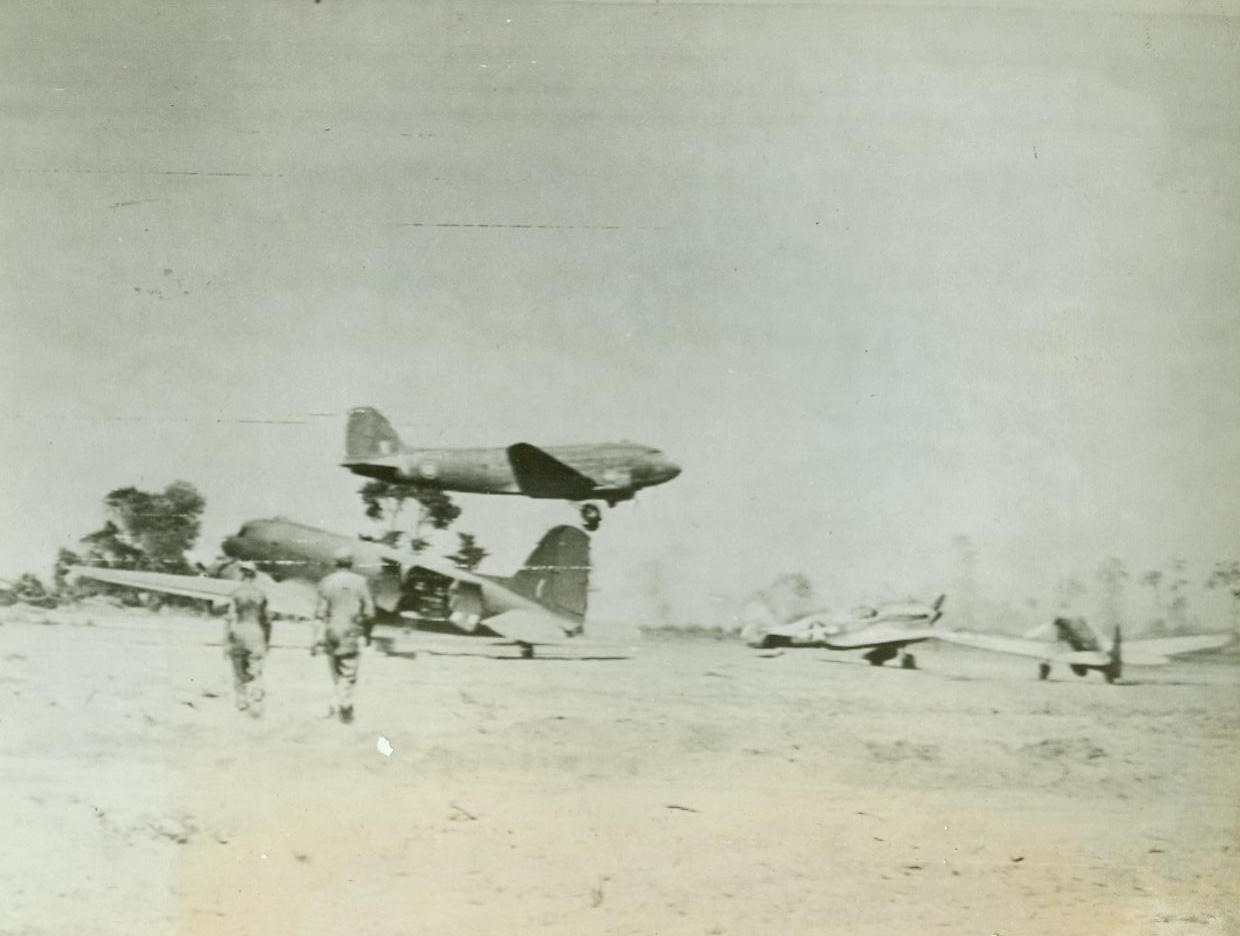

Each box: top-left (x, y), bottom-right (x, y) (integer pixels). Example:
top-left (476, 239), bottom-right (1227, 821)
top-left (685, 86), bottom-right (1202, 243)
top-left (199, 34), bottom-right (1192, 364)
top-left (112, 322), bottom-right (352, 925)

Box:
top-left (504, 525), bottom-right (591, 626)
top-left (345, 407), bottom-right (404, 463)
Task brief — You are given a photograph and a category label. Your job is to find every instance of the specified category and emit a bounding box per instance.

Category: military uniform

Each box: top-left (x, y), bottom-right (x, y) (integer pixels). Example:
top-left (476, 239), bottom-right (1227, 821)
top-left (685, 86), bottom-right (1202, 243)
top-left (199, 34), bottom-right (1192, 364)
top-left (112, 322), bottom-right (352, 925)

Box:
top-left (314, 566), bottom-right (375, 722)
top-left (227, 579), bottom-right (271, 716)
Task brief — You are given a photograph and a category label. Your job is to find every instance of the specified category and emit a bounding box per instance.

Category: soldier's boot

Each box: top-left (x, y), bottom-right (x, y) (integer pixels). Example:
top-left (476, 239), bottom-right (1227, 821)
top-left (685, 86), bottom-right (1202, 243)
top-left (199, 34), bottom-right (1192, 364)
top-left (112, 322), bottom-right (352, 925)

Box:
top-left (246, 684), bottom-right (264, 718)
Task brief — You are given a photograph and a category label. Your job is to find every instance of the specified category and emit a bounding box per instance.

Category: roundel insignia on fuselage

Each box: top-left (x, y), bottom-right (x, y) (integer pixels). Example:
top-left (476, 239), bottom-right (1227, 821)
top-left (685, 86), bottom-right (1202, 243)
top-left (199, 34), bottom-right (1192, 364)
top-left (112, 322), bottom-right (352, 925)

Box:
top-left (419, 461), bottom-right (439, 480)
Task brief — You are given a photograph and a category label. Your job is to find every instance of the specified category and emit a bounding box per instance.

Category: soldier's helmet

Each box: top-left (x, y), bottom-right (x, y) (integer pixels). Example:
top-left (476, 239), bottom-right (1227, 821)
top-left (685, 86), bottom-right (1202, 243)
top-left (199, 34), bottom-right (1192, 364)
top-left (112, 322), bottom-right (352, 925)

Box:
top-left (333, 547), bottom-right (354, 568)
top-left (238, 560), bottom-right (258, 576)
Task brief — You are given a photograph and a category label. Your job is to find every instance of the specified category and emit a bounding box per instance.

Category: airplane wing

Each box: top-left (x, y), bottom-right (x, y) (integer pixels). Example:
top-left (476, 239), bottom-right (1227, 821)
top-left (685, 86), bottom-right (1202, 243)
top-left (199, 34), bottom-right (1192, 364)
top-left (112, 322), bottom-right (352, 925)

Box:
top-left (1119, 633), bottom-right (1235, 665)
top-left (934, 630), bottom-right (1110, 666)
top-left (506, 444), bottom-right (598, 500)
top-left (67, 566), bottom-right (318, 619)
top-left (483, 610), bottom-right (578, 644)
top-left (823, 623), bottom-right (938, 649)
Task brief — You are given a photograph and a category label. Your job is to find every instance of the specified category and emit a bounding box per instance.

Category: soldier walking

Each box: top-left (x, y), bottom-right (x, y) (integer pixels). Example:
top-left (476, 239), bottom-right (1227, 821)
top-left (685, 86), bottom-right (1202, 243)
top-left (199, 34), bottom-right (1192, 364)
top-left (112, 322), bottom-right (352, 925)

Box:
top-left (312, 548), bottom-right (376, 724)
top-left (225, 561), bottom-right (270, 717)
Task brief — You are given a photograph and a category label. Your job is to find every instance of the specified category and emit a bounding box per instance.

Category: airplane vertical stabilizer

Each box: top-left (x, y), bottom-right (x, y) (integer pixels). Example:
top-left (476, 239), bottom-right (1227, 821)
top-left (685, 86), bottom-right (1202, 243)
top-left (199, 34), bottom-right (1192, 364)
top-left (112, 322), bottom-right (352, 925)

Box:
top-left (505, 525), bottom-right (591, 625)
top-left (346, 407), bottom-right (404, 462)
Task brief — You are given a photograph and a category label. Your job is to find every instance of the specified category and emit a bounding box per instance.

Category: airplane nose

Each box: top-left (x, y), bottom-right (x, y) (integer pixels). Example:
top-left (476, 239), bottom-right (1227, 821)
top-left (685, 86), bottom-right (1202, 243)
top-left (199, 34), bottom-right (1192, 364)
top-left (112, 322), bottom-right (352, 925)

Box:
top-left (662, 461), bottom-right (682, 482)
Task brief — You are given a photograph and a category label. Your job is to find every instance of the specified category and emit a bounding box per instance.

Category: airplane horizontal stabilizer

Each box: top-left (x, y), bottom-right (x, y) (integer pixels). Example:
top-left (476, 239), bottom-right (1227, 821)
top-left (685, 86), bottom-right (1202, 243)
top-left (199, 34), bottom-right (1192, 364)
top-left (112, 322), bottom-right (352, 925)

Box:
top-left (506, 443), bottom-right (598, 500)
top-left (1130, 633), bottom-right (1235, 658)
top-left (483, 610), bottom-right (575, 645)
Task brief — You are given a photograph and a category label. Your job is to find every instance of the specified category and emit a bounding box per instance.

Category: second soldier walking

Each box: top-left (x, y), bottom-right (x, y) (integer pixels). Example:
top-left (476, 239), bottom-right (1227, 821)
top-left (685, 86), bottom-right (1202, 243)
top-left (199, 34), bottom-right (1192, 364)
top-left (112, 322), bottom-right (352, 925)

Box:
top-left (312, 548), bottom-right (376, 724)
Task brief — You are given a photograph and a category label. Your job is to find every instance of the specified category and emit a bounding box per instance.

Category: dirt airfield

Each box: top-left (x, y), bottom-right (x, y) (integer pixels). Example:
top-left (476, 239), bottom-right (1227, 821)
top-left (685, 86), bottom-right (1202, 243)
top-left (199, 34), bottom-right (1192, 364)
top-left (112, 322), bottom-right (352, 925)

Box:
top-left (2, 604), bottom-right (1236, 936)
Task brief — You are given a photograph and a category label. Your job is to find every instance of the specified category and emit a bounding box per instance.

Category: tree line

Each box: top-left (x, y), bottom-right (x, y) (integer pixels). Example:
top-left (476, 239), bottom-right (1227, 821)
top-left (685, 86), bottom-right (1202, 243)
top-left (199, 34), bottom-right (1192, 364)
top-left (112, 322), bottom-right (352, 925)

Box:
top-left (1, 479), bottom-right (489, 610)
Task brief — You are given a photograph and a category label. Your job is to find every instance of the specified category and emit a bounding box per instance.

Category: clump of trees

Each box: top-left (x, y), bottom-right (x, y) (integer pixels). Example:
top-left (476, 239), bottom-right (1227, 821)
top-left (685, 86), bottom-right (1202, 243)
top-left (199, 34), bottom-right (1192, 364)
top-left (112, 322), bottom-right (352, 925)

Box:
top-left (446, 532), bottom-right (488, 571)
top-left (59, 481), bottom-right (205, 572)
top-left (1134, 558), bottom-right (1193, 635)
top-left (50, 481), bottom-right (207, 606)
top-left (1206, 560), bottom-right (1240, 634)
top-left (737, 572), bottom-right (816, 638)
top-left (1049, 556), bottom-right (1240, 637)
top-left (359, 480), bottom-right (460, 552)
top-left (357, 479), bottom-right (487, 569)
top-left (0, 574), bottom-right (59, 609)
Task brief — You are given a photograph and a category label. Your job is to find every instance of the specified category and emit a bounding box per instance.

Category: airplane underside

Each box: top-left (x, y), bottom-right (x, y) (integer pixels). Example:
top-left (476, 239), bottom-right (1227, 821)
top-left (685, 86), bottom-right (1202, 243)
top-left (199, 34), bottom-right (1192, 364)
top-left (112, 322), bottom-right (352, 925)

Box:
top-left (859, 644), bottom-right (919, 669)
top-left (755, 634), bottom-right (921, 669)
top-left (1037, 661), bottom-right (1121, 683)
top-left (853, 649), bottom-right (922, 669)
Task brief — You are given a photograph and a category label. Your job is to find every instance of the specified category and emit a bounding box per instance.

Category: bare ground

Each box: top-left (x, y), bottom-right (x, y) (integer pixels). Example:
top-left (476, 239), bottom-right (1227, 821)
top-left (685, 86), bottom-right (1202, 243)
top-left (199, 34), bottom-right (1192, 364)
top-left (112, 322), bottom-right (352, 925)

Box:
top-left (1, 606), bottom-right (1237, 935)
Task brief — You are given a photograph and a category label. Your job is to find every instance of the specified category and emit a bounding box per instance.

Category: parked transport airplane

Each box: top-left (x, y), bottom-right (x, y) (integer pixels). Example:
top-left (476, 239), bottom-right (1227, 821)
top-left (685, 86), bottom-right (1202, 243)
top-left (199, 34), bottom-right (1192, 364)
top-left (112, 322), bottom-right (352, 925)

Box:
top-left (70, 517), bottom-right (597, 657)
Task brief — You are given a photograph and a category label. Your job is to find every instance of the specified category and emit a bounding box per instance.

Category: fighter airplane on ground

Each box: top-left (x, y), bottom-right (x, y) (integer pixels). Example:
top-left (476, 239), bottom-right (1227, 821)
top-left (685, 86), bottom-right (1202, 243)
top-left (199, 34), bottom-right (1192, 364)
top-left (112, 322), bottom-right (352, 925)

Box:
top-left (933, 617), bottom-right (1234, 683)
top-left (69, 517), bottom-right (597, 657)
top-left (341, 406), bottom-right (681, 530)
top-left (742, 595), bottom-right (946, 669)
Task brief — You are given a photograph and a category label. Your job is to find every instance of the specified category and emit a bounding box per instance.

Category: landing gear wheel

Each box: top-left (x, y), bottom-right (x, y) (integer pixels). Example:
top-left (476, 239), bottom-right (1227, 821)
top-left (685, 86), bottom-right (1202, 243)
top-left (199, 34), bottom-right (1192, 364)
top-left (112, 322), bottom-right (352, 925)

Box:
top-left (518, 642), bottom-right (535, 660)
top-left (900, 653), bottom-right (917, 670)
top-left (580, 503), bottom-right (602, 532)
top-left (1038, 662), bottom-right (1052, 681)
top-left (863, 646), bottom-right (898, 667)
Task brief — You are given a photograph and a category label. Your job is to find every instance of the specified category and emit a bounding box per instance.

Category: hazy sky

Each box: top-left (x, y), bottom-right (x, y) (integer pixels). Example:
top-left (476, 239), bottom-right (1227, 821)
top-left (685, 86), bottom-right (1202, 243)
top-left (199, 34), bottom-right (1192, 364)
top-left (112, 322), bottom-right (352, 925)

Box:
top-left (3, 0), bottom-right (1238, 624)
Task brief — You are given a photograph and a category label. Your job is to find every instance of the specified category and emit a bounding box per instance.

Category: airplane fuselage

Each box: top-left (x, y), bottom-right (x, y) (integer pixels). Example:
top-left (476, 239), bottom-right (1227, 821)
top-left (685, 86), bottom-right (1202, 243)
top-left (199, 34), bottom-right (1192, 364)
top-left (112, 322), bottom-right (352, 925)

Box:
top-left (345, 442), bottom-right (679, 503)
top-left (772, 617), bottom-right (936, 651)
top-left (219, 517), bottom-right (577, 624)
top-left (745, 596), bottom-right (946, 669)
top-left (221, 518), bottom-right (406, 610)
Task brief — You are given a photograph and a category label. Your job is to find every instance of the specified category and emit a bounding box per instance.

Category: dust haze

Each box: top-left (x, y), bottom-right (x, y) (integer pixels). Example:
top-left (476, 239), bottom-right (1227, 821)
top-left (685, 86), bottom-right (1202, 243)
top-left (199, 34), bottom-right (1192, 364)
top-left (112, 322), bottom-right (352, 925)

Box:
top-left (2, 1), bottom-right (1238, 933)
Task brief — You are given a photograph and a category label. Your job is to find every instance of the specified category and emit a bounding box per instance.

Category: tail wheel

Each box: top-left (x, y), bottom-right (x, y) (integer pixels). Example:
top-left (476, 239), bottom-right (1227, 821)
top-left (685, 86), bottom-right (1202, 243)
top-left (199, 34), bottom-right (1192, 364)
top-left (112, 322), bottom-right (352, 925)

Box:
top-left (900, 653), bottom-right (917, 670)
